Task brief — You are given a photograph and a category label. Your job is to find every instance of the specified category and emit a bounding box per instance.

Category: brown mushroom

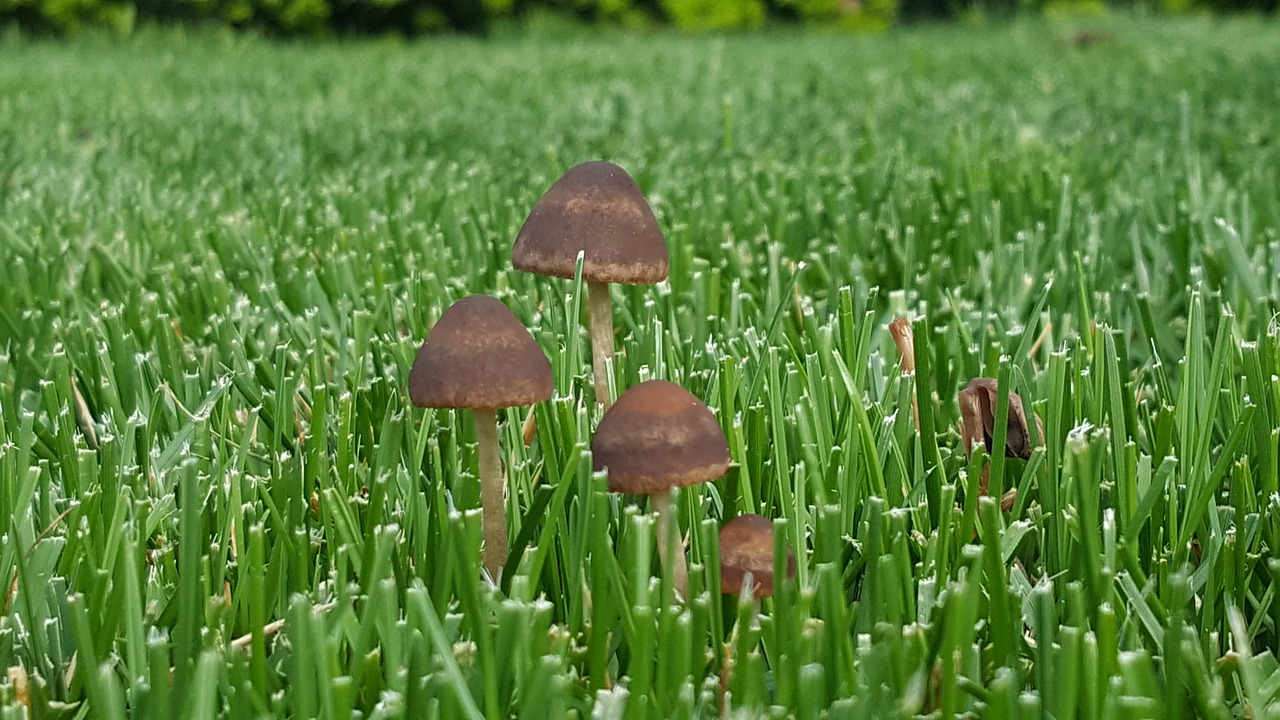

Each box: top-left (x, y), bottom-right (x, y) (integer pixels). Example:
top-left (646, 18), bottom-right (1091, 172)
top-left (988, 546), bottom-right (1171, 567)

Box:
top-left (719, 514), bottom-right (796, 600)
top-left (591, 380), bottom-right (730, 598)
top-left (716, 513), bottom-right (796, 715)
top-left (512, 161), bottom-right (669, 410)
top-left (958, 378), bottom-right (1043, 510)
top-left (410, 295), bottom-right (553, 578)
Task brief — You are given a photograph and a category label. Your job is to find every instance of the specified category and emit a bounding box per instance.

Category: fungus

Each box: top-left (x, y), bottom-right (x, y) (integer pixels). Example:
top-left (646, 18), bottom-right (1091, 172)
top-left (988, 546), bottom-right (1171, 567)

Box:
top-left (718, 513), bottom-right (796, 601)
top-left (716, 513), bottom-right (796, 716)
top-left (409, 295), bottom-right (553, 578)
top-left (591, 380), bottom-right (730, 598)
top-left (512, 161), bottom-right (669, 409)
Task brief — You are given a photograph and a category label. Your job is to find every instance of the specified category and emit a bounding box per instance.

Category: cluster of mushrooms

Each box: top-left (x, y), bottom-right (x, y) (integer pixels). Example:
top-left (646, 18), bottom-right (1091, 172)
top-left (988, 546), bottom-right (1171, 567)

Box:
top-left (407, 161), bottom-right (793, 602)
top-left (407, 161), bottom-right (1042, 606)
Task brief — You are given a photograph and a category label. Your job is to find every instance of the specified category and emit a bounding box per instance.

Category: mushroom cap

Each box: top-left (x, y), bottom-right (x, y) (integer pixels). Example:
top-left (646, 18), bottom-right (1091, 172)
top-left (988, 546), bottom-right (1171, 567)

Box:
top-left (719, 514), bottom-right (796, 598)
top-left (591, 380), bottom-right (730, 495)
top-left (958, 378), bottom-right (1043, 460)
top-left (512, 161), bottom-right (669, 284)
top-left (409, 295), bottom-right (553, 410)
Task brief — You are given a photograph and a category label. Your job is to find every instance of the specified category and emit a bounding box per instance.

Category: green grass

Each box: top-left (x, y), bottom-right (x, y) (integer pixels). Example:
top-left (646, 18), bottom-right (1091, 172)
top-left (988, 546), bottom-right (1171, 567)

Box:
top-left (2, 15), bottom-right (1280, 718)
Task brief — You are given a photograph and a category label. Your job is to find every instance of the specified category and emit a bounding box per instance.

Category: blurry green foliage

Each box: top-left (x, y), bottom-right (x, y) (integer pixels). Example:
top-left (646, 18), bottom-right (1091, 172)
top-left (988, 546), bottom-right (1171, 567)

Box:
top-left (0, 0), bottom-right (134, 33)
top-left (1042, 0), bottom-right (1108, 15)
top-left (520, 0), bottom-right (661, 28)
top-left (661, 0), bottom-right (764, 28)
top-left (0, 0), bottom-right (1273, 37)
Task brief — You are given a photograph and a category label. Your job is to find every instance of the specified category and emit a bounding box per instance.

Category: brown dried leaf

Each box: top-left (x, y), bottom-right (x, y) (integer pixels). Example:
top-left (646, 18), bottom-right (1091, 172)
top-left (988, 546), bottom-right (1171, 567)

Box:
top-left (888, 316), bottom-right (916, 375)
top-left (889, 317), bottom-right (920, 430)
top-left (958, 378), bottom-right (1043, 460)
top-left (959, 382), bottom-right (988, 457)
top-left (5, 665), bottom-right (27, 709)
top-left (521, 407), bottom-right (538, 447)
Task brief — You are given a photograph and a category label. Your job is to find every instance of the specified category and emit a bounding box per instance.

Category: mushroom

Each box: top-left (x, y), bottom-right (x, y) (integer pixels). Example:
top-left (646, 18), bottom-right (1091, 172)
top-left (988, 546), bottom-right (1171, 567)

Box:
top-left (512, 161), bottom-right (669, 410)
top-left (591, 380), bottom-right (730, 598)
top-left (718, 514), bottom-right (796, 602)
top-left (409, 295), bottom-right (553, 578)
top-left (957, 378), bottom-right (1043, 510)
top-left (716, 513), bottom-right (796, 715)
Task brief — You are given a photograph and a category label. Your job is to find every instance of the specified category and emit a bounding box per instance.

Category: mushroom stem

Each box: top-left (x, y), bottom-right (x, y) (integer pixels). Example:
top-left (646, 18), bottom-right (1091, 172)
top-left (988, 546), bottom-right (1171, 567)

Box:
top-left (587, 281), bottom-right (615, 410)
top-left (473, 409), bottom-right (508, 578)
top-left (651, 489), bottom-right (688, 599)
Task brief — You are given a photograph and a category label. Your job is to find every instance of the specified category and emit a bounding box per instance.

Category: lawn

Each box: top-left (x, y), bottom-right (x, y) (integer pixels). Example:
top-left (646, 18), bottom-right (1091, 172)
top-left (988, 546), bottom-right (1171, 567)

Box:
top-left (1, 16), bottom-right (1280, 718)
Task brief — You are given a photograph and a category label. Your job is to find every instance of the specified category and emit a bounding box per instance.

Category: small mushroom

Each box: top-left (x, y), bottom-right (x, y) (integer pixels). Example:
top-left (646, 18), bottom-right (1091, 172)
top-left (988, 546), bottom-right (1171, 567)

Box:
top-left (512, 161), bottom-right (669, 410)
top-left (591, 380), bottom-right (730, 598)
top-left (716, 513), bottom-right (796, 715)
top-left (410, 295), bottom-right (553, 578)
top-left (718, 514), bottom-right (796, 601)
top-left (958, 378), bottom-right (1043, 510)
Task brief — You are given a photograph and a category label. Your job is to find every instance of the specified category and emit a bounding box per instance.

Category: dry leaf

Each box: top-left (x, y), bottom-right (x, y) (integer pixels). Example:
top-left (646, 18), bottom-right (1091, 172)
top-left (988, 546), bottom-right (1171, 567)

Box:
top-left (959, 377), bottom-right (1043, 510)
top-left (7, 665), bottom-right (29, 709)
top-left (958, 378), bottom-right (1042, 460)
top-left (888, 316), bottom-right (916, 375)
top-left (889, 317), bottom-right (919, 429)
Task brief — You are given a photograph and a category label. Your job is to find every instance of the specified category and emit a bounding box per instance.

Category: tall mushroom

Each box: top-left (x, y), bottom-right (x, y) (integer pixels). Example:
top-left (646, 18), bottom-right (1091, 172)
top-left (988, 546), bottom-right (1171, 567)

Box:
top-left (591, 380), bottom-right (730, 598)
top-left (512, 161), bottom-right (669, 410)
top-left (958, 378), bottom-right (1042, 511)
top-left (409, 295), bottom-right (553, 578)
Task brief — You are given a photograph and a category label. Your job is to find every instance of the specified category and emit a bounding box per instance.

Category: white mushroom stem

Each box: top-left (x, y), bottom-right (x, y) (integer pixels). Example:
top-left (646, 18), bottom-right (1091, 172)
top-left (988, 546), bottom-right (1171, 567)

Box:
top-left (651, 489), bottom-right (688, 599)
top-left (473, 409), bottom-right (508, 579)
top-left (587, 281), bottom-right (615, 410)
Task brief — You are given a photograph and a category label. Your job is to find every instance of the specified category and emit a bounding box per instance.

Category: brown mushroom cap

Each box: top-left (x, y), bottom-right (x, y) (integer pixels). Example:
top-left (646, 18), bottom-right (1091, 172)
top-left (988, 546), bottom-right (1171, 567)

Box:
top-left (591, 380), bottom-right (730, 494)
top-left (409, 295), bottom-right (553, 410)
top-left (959, 378), bottom-right (1043, 460)
top-left (512, 161), bottom-right (669, 284)
top-left (719, 514), bottom-right (796, 598)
